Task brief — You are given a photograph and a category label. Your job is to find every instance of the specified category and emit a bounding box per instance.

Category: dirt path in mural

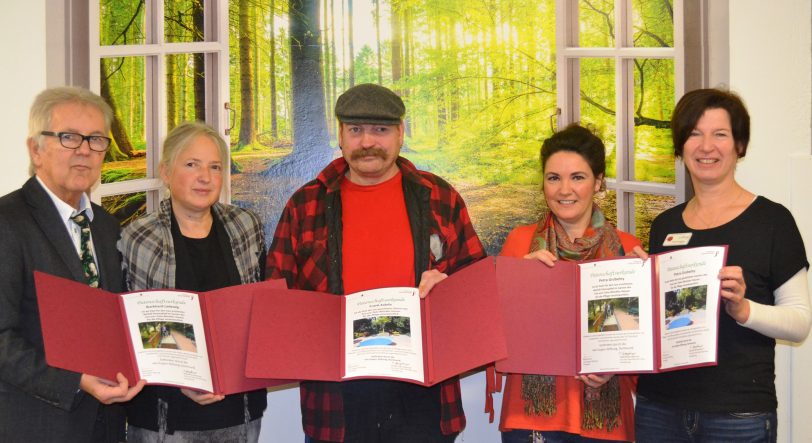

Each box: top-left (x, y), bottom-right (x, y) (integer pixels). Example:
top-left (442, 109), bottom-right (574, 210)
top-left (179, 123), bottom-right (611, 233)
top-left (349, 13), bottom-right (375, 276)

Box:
top-left (453, 183), bottom-right (545, 255)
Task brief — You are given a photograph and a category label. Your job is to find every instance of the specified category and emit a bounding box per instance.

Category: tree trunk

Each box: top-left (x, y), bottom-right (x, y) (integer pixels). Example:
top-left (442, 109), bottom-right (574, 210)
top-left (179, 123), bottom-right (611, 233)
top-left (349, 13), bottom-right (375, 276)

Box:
top-left (435, 15), bottom-right (447, 138)
top-left (180, 57), bottom-right (188, 122)
top-left (238, 0), bottom-right (256, 147)
top-left (322, 0), bottom-right (333, 138)
top-left (101, 59), bottom-right (134, 160)
top-left (192, 0), bottom-right (205, 121)
top-left (448, 17), bottom-right (459, 122)
top-left (270, 0), bottom-right (278, 139)
top-left (390, 1), bottom-right (403, 88)
top-left (403, 7), bottom-right (412, 136)
top-left (341, 0), bottom-right (347, 90)
top-left (253, 5), bottom-right (259, 133)
top-left (347, 0), bottom-right (355, 87)
top-left (166, 54), bottom-right (177, 129)
top-left (288, 0), bottom-right (330, 158)
top-left (262, 0), bottom-right (331, 180)
top-left (330, 0), bottom-right (337, 102)
top-left (254, 4), bottom-right (262, 134)
top-left (374, 0), bottom-right (382, 84)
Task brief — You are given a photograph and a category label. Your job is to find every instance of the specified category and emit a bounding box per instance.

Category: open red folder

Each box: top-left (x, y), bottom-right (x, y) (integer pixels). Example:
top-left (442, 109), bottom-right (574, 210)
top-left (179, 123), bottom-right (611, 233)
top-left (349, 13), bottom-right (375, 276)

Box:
top-left (495, 256), bottom-right (579, 376)
top-left (495, 246), bottom-right (726, 376)
top-left (245, 258), bottom-right (507, 386)
top-left (35, 272), bottom-right (291, 395)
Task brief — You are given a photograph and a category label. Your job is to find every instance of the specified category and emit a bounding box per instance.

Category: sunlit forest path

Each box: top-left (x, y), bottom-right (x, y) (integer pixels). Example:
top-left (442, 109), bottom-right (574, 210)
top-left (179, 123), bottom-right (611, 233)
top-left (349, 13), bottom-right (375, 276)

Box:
top-left (456, 183), bottom-right (544, 255)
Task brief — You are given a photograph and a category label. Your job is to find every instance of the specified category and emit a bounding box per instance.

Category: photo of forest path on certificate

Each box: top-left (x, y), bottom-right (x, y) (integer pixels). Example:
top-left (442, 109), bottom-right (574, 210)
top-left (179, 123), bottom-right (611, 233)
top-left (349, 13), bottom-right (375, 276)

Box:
top-left (587, 297), bottom-right (640, 333)
top-left (664, 284), bottom-right (707, 330)
top-left (353, 316), bottom-right (412, 348)
top-left (139, 321), bottom-right (198, 353)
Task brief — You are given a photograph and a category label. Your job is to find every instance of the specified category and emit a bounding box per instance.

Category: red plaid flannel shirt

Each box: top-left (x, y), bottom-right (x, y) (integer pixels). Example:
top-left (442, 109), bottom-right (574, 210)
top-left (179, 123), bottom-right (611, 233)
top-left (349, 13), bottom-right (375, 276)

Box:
top-left (267, 156), bottom-right (486, 441)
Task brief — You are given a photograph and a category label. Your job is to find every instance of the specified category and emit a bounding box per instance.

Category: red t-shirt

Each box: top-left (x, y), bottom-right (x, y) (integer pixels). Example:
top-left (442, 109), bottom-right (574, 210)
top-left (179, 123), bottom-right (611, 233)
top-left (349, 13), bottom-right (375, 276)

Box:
top-left (340, 171), bottom-right (415, 294)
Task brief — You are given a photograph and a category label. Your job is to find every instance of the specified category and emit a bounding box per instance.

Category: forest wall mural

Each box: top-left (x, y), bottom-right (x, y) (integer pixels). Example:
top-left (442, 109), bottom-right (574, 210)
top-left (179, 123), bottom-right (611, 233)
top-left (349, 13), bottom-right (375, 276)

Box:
top-left (99, 0), bottom-right (675, 254)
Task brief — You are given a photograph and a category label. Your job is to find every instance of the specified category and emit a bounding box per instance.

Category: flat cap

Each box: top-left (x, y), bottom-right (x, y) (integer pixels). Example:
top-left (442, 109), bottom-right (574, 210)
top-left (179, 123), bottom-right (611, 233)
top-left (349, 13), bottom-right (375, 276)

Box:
top-left (335, 83), bottom-right (405, 125)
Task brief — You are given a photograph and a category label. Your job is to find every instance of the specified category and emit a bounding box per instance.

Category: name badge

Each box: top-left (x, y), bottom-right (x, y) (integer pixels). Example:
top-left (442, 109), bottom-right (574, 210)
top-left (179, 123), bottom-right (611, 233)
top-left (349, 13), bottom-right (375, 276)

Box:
top-left (663, 232), bottom-right (692, 246)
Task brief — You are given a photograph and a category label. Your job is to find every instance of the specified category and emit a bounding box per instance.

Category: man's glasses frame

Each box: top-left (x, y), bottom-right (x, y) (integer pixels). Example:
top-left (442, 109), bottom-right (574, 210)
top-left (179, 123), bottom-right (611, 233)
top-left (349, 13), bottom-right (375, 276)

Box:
top-left (40, 131), bottom-right (112, 152)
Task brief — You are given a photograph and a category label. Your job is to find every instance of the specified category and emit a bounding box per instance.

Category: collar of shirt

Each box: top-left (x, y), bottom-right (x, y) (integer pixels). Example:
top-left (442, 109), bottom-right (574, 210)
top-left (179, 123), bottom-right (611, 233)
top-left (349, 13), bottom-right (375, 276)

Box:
top-left (35, 175), bottom-right (95, 255)
top-left (35, 175), bottom-right (94, 222)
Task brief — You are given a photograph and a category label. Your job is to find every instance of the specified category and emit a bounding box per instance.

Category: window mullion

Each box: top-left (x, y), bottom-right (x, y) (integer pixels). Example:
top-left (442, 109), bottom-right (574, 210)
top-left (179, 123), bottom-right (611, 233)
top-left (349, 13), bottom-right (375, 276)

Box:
top-left (211, 0), bottom-right (232, 203)
top-left (556, 0), bottom-right (575, 128)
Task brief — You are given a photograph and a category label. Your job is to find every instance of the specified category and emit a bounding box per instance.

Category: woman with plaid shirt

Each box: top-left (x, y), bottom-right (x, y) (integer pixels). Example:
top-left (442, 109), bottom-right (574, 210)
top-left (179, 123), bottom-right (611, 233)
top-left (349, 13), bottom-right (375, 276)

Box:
top-left (120, 122), bottom-right (267, 442)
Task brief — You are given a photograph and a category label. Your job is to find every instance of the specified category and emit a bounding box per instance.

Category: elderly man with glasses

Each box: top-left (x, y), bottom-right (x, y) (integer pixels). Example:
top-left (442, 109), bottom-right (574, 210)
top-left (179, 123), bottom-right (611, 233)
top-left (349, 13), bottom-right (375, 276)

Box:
top-left (0, 86), bottom-right (144, 443)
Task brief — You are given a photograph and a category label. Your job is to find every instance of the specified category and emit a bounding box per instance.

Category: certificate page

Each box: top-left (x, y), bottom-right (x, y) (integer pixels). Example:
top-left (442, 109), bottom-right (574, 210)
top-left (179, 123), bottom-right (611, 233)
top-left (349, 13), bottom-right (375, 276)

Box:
top-left (656, 246), bottom-right (724, 370)
top-left (121, 291), bottom-right (213, 392)
top-left (343, 287), bottom-right (424, 383)
top-left (578, 258), bottom-right (655, 373)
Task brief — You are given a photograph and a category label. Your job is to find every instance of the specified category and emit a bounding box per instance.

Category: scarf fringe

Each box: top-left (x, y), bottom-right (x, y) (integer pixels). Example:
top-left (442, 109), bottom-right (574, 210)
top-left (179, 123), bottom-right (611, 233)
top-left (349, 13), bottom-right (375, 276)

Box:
top-left (520, 206), bottom-right (624, 432)
top-left (521, 375), bottom-right (556, 416)
top-left (582, 376), bottom-right (621, 431)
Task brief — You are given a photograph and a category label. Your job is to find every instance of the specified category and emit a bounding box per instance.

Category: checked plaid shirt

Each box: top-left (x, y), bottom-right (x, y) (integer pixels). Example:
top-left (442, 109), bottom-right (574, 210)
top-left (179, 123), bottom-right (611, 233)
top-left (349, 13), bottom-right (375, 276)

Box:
top-left (267, 156), bottom-right (486, 441)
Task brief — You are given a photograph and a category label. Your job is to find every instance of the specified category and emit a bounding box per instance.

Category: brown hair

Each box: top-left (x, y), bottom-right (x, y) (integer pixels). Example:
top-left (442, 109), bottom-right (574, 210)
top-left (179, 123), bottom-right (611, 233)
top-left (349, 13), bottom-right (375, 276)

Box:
top-left (671, 88), bottom-right (750, 158)
top-left (540, 123), bottom-right (606, 179)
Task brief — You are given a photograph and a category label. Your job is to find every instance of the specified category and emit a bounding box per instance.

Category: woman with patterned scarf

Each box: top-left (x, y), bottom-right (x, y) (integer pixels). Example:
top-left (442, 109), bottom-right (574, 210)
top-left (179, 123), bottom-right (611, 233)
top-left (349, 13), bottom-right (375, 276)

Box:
top-left (489, 124), bottom-right (640, 443)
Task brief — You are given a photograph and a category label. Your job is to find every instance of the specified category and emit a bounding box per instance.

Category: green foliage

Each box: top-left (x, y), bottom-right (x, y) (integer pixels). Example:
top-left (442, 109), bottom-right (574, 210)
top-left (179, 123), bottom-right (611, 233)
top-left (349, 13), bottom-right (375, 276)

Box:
top-left (101, 168), bottom-right (140, 183)
top-left (633, 0), bottom-right (674, 47)
top-left (579, 0), bottom-right (615, 47)
top-left (100, 0), bottom-right (675, 187)
top-left (354, 316), bottom-right (410, 337)
top-left (228, 0), bottom-right (292, 147)
top-left (677, 285), bottom-right (707, 310)
top-left (353, 46), bottom-right (379, 85)
top-left (99, 0), bottom-right (678, 251)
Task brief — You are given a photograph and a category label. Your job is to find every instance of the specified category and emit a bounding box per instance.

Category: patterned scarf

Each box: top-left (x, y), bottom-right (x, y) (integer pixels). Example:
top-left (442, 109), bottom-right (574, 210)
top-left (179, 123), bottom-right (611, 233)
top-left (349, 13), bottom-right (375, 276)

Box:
top-left (521, 205), bottom-right (624, 431)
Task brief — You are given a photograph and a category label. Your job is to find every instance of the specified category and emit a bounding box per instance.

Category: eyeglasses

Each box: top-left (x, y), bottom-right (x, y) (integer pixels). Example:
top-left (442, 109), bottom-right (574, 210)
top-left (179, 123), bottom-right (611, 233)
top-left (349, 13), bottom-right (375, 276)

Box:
top-left (40, 131), bottom-right (112, 152)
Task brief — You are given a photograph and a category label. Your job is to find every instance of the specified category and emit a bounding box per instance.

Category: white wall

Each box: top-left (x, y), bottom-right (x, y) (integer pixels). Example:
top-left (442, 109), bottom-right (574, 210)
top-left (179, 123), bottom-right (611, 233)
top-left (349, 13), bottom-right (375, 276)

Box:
top-left (4, 1), bottom-right (812, 442)
top-left (728, 1), bottom-right (812, 442)
top-left (0, 1), bottom-right (47, 195)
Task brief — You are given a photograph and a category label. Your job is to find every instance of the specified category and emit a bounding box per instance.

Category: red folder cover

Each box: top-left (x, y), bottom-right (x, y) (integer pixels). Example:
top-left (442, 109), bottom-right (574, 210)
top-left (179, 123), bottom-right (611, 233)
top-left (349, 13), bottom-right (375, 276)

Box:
top-left (245, 258), bottom-right (507, 386)
top-left (495, 246), bottom-right (726, 376)
top-left (35, 271), bottom-right (290, 394)
top-left (494, 257), bottom-right (578, 375)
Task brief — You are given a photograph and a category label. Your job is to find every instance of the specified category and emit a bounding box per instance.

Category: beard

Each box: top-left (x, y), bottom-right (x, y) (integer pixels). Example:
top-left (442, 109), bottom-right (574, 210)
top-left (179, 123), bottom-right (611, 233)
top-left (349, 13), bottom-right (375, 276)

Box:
top-left (350, 148), bottom-right (387, 161)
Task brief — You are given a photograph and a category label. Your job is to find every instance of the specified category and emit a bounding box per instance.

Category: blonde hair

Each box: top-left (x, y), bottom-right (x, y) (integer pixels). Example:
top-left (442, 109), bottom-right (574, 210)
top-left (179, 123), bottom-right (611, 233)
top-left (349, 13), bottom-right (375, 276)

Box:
top-left (160, 121), bottom-right (229, 172)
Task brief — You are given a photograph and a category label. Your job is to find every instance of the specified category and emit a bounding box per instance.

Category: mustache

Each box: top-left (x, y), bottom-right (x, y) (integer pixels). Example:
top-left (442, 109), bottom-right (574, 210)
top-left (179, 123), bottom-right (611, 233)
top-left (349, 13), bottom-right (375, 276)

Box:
top-left (350, 148), bottom-right (387, 161)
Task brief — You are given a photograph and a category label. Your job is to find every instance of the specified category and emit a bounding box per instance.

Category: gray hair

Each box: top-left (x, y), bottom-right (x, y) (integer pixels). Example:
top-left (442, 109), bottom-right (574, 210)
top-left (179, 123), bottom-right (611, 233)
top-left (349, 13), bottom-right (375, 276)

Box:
top-left (160, 121), bottom-right (229, 173)
top-left (28, 86), bottom-right (114, 175)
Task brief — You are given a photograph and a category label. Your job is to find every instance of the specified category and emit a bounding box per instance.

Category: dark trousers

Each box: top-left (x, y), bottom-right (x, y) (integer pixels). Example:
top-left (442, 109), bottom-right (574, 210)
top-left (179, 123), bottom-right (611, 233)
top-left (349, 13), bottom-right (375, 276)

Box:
top-left (502, 430), bottom-right (623, 443)
top-left (635, 395), bottom-right (776, 443)
top-left (307, 380), bottom-right (457, 443)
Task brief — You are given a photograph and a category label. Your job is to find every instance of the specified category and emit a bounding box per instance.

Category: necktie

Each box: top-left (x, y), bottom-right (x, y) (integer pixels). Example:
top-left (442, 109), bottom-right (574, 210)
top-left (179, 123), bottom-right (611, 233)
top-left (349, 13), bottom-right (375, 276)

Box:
top-left (70, 211), bottom-right (99, 288)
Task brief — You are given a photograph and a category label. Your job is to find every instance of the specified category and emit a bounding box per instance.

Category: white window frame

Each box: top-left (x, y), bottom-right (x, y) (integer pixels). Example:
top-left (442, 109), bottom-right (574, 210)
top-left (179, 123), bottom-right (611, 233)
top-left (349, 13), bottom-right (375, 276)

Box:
top-left (87, 0), bottom-right (231, 210)
top-left (556, 0), bottom-right (691, 236)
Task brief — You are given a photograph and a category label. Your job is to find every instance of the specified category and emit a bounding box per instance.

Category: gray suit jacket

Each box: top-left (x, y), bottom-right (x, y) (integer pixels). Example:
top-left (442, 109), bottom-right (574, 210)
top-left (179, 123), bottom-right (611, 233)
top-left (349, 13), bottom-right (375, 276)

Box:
top-left (0, 177), bottom-right (125, 442)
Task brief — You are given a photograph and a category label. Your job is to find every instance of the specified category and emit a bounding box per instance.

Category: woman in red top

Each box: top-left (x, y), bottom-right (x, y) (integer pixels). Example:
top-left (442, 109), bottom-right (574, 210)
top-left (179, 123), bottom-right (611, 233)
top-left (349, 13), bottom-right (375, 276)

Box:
top-left (490, 124), bottom-right (640, 443)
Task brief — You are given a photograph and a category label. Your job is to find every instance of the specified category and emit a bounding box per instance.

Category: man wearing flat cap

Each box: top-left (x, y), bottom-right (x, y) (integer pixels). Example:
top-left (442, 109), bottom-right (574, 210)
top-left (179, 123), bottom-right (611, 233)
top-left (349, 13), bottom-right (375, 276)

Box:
top-left (267, 83), bottom-right (485, 442)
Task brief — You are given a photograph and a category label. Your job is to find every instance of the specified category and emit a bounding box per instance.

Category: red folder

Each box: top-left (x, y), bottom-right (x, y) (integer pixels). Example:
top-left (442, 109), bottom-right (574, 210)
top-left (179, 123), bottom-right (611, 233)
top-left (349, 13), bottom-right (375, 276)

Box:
top-left (245, 258), bottom-right (507, 386)
top-left (494, 257), bottom-right (579, 375)
top-left (495, 247), bottom-right (725, 376)
top-left (35, 271), bottom-right (291, 394)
